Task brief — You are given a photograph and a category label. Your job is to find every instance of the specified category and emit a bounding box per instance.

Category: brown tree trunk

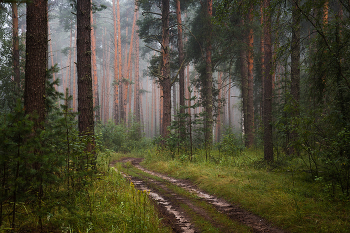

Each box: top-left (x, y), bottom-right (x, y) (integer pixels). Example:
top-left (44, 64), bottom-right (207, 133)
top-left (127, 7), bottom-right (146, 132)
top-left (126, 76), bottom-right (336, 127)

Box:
top-left (134, 19), bottom-right (141, 123)
top-left (263, 0), bottom-right (273, 162)
top-left (25, 0), bottom-right (47, 128)
top-left (247, 8), bottom-right (255, 147)
top-left (240, 46), bottom-right (248, 146)
top-left (176, 0), bottom-right (185, 138)
top-left (117, 0), bottom-right (122, 124)
top-left (113, 0), bottom-right (119, 124)
top-left (77, 0), bottom-right (94, 145)
top-left (73, 30), bottom-right (77, 112)
top-left (126, 6), bottom-right (137, 124)
top-left (260, 4), bottom-right (264, 125)
top-left (204, 0), bottom-right (213, 149)
top-left (12, 3), bottom-right (20, 89)
top-left (160, 0), bottom-right (171, 139)
top-left (290, 0), bottom-right (301, 155)
top-left (105, 41), bottom-right (111, 122)
top-left (91, 11), bottom-right (99, 121)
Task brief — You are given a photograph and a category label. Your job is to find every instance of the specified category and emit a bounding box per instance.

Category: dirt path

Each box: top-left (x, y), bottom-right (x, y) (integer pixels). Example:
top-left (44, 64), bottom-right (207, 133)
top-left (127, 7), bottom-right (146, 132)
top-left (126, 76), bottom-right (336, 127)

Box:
top-left (111, 157), bottom-right (286, 233)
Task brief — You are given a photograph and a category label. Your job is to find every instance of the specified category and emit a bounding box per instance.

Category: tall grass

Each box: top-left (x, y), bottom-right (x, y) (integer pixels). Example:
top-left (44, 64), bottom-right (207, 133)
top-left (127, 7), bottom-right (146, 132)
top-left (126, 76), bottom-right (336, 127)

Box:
top-left (143, 147), bottom-right (350, 233)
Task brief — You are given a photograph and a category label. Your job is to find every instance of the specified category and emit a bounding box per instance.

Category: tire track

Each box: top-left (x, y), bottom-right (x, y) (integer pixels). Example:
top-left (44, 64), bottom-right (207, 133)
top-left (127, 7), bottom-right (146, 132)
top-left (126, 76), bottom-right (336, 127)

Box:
top-left (112, 157), bottom-right (286, 233)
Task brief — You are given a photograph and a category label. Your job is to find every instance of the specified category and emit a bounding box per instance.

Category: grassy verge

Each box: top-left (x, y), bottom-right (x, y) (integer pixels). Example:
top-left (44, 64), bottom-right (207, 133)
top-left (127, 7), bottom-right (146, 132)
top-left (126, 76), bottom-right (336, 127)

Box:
top-left (142, 147), bottom-right (350, 233)
top-left (0, 151), bottom-right (170, 233)
top-left (118, 161), bottom-right (251, 233)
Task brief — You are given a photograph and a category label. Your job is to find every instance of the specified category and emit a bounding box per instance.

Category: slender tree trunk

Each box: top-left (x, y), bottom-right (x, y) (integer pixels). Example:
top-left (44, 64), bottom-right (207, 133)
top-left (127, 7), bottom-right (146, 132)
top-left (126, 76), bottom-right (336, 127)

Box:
top-left (176, 0), bottom-right (185, 138)
top-left (134, 19), bottom-right (141, 123)
top-left (73, 30), bottom-right (77, 112)
top-left (106, 41), bottom-right (111, 122)
top-left (77, 0), bottom-right (94, 147)
top-left (126, 6), bottom-right (137, 123)
top-left (240, 46), bottom-right (248, 146)
top-left (160, 0), bottom-right (171, 139)
top-left (260, 4), bottom-right (264, 126)
top-left (91, 11), bottom-right (99, 121)
top-left (12, 3), bottom-right (20, 89)
top-left (263, 0), bottom-right (273, 162)
top-left (247, 8), bottom-right (255, 147)
top-left (117, 0), bottom-right (122, 124)
top-left (204, 0), bottom-right (213, 150)
top-left (290, 0), bottom-right (301, 155)
top-left (113, 0), bottom-right (119, 124)
top-left (48, 24), bottom-right (57, 91)
top-left (25, 0), bottom-right (47, 127)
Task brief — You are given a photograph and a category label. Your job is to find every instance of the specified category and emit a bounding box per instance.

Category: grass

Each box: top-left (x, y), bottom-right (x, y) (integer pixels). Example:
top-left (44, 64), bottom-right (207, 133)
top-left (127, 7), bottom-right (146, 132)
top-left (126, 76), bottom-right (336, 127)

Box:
top-left (118, 161), bottom-right (251, 232)
top-left (142, 147), bottom-right (350, 233)
top-left (0, 151), bottom-right (171, 233)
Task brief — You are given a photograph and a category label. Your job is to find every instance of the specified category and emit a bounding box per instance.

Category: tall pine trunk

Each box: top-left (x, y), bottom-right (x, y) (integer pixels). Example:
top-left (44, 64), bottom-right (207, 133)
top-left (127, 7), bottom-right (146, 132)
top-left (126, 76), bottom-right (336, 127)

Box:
top-left (160, 0), bottom-right (171, 139)
top-left (12, 3), bottom-right (20, 89)
top-left (25, 0), bottom-right (47, 128)
top-left (263, 0), bottom-right (273, 162)
top-left (113, 0), bottom-right (119, 124)
top-left (247, 8), bottom-right (255, 147)
top-left (290, 0), bottom-right (301, 155)
top-left (204, 0), bottom-right (213, 151)
top-left (77, 0), bottom-right (94, 150)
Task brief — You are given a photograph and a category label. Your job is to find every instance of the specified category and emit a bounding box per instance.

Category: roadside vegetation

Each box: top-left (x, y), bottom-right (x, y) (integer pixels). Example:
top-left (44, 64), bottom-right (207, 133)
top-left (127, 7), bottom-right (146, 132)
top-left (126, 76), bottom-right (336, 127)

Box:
top-left (139, 145), bottom-right (350, 233)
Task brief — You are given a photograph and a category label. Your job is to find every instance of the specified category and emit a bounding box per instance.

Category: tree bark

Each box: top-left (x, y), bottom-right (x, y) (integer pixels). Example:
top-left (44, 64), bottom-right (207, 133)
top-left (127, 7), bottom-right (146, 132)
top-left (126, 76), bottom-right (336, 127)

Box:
top-left (204, 0), bottom-right (213, 149)
top-left (160, 0), bottom-right (171, 139)
top-left (12, 3), bottom-right (20, 89)
top-left (91, 11), bottom-right (99, 121)
top-left (117, 0), bottom-right (122, 124)
top-left (247, 8), bottom-right (255, 147)
top-left (176, 0), bottom-right (185, 138)
top-left (112, 0), bottom-right (119, 124)
top-left (290, 0), bottom-right (301, 155)
top-left (263, 0), bottom-right (273, 162)
top-left (25, 0), bottom-right (47, 128)
top-left (77, 0), bottom-right (94, 144)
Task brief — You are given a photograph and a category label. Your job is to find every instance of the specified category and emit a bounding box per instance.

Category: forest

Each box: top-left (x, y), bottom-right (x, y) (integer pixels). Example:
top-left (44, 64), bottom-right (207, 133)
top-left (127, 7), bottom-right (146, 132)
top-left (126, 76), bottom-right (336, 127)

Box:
top-left (0, 0), bottom-right (349, 232)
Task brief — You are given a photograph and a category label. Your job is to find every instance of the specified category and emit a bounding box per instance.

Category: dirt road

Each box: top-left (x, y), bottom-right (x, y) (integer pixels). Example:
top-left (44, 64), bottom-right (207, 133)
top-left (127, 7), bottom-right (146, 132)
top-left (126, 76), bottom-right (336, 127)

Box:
top-left (111, 157), bottom-right (286, 233)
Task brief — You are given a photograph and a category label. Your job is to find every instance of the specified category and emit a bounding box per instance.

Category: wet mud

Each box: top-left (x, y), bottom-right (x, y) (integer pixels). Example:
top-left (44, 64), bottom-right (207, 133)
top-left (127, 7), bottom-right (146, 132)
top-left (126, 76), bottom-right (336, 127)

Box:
top-left (112, 157), bottom-right (286, 233)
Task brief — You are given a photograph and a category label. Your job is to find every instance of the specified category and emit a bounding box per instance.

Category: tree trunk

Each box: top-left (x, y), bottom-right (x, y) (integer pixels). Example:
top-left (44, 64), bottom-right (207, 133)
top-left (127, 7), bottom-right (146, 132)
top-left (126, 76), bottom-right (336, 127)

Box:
top-left (240, 47), bottom-right (248, 146)
top-left (160, 0), bottom-right (171, 139)
top-left (290, 0), bottom-right (301, 155)
top-left (134, 18), bottom-right (141, 123)
top-left (25, 0), bottom-right (47, 128)
top-left (77, 0), bottom-right (94, 145)
top-left (126, 6), bottom-right (138, 124)
top-left (91, 11), bottom-right (99, 121)
top-left (263, 0), bottom-right (273, 162)
top-left (73, 30), bottom-right (77, 112)
top-left (117, 0), bottom-right (122, 124)
top-left (112, 0), bottom-right (119, 124)
top-left (12, 3), bottom-right (20, 89)
top-left (204, 0), bottom-right (213, 149)
top-left (176, 0), bottom-right (185, 138)
top-left (247, 8), bottom-right (255, 147)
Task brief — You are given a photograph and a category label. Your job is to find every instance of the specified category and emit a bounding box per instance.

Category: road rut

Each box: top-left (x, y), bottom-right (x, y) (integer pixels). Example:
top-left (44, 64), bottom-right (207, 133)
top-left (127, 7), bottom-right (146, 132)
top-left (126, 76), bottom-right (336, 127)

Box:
top-left (111, 157), bottom-right (286, 233)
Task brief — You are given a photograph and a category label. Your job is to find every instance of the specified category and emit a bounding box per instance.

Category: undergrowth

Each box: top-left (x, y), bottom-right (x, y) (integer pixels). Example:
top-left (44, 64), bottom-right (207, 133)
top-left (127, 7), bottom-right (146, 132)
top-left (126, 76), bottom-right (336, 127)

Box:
top-left (142, 147), bottom-right (350, 233)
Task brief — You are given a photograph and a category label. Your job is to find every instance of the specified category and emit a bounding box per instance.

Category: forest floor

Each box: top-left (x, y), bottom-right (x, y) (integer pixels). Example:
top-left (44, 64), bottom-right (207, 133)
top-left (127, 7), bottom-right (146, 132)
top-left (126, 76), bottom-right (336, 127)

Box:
top-left (111, 157), bottom-right (286, 233)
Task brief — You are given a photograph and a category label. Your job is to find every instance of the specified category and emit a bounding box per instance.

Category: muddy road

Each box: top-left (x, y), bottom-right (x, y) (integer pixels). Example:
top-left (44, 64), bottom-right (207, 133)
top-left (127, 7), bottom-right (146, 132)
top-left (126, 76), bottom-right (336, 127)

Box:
top-left (111, 157), bottom-right (286, 233)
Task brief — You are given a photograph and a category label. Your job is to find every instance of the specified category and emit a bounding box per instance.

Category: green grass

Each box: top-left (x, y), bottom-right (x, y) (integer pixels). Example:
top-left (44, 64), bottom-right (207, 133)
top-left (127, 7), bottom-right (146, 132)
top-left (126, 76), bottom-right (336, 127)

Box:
top-left (142, 147), bottom-right (350, 233)
top-left (0, 151), bottom-right (171, 233)
top-left (117, 158), bottom-right (252, 232)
